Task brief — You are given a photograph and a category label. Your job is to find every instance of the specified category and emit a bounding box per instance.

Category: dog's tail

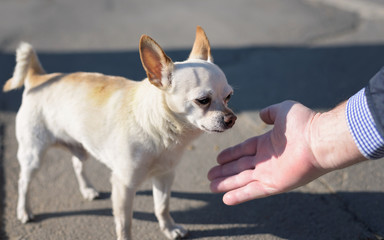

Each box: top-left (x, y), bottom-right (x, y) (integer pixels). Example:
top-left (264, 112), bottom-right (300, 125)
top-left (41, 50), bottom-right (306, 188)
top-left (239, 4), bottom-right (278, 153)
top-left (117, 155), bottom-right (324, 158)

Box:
top-left (3, 42), bottom-right (45, 92)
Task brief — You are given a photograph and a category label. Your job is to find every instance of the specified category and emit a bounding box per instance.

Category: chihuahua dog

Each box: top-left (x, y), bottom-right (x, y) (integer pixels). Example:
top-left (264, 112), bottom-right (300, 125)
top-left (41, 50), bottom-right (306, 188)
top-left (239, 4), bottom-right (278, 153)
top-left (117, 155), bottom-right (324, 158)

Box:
top-left (3, 26), bottom-right (236, 240)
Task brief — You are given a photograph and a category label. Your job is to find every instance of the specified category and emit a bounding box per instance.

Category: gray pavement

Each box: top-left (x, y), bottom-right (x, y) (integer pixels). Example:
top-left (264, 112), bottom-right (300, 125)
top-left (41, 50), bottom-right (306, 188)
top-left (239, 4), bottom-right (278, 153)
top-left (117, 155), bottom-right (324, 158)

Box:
top-left (2, 0), bottom-right (384, 239)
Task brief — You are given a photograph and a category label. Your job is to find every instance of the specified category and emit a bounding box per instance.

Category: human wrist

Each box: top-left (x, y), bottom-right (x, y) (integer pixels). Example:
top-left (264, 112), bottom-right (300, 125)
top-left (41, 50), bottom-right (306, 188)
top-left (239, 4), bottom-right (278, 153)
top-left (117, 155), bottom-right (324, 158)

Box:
top-left (308, 102), bottom-right (366, 171)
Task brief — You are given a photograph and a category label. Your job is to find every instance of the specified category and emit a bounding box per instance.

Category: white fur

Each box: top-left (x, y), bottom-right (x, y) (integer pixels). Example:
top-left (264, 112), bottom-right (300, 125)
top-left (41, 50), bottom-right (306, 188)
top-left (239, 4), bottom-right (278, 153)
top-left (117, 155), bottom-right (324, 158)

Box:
top-left (12, 42), bottom-right (33, 89)
top-left (5, 27), bottom-right (236, 240)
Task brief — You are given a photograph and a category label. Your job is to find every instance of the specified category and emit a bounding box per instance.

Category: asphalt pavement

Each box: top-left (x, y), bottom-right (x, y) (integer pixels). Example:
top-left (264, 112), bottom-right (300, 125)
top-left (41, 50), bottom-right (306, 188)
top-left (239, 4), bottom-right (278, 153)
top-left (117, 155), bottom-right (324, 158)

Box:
top-left (2, 0), bottom-right (384, 239)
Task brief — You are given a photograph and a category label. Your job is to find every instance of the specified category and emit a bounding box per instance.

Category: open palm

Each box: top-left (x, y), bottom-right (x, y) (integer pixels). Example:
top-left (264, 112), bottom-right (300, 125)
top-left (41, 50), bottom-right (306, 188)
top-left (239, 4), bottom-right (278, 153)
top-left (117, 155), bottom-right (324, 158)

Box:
top-left (208, 101), bottom-right (329, 205)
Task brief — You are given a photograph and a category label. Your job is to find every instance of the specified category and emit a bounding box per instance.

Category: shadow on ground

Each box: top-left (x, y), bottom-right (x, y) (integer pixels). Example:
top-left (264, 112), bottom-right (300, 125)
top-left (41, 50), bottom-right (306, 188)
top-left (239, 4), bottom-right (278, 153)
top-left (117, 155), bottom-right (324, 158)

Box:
top-left (1, 44), bottom-right (384, 112)
top-left (1, 45), bottom-right (384, 239)
top-left (31, 190), bottom-right (384, 240)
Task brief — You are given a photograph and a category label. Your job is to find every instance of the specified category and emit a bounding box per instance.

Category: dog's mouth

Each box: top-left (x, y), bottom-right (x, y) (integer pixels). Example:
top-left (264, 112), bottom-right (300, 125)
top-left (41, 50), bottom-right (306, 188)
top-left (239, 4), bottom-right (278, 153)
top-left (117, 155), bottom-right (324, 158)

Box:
top-left (201, 125), bottom-right (225, 133)
top-left (201, 115), bottom-right (237, 133)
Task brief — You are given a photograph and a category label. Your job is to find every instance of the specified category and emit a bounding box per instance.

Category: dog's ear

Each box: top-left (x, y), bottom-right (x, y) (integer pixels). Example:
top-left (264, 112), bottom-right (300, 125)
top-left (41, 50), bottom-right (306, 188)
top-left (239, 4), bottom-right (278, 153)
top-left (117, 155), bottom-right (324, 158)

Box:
top-left (188, 26), bottom-right (213, 62)
top-left (140, 35), bottom-right (174, 89)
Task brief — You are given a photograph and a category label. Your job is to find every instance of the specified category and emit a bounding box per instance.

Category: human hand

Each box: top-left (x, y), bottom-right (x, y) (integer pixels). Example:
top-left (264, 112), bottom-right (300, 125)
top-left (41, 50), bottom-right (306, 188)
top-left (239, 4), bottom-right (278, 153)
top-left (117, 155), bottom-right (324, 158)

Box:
top-left (208, 100), bottom-right (364, 205)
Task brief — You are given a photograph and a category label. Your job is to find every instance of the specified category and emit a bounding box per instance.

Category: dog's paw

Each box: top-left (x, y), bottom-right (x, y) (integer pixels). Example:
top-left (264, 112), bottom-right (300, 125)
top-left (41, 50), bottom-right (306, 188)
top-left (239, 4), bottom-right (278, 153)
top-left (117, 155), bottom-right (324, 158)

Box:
top-left (17, 210), bottom-right (34, 224)
top-left (162, 225), bottom-right (188, 239)
top-left (81, 187), bottom-right (99, 201)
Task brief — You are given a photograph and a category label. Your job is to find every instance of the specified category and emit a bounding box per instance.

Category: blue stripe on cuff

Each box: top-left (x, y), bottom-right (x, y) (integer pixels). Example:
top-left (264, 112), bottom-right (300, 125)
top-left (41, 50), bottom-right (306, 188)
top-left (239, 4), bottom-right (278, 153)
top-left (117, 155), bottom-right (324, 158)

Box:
top-left (346, 88), bottom-right (384, 159)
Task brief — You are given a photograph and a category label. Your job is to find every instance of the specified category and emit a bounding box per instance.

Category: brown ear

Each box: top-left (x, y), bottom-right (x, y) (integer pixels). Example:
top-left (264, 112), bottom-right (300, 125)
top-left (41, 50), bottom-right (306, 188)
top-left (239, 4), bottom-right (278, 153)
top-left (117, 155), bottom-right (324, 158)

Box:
top-left (188, 26), bottom-right (213, 62)
top-left (139, 35), bottom-right (173, 88)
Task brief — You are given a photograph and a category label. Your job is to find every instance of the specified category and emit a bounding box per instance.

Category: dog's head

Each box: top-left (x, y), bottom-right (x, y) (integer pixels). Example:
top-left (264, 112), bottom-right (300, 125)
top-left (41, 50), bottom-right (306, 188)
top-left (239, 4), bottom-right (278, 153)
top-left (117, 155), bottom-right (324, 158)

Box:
top-left (139, 26), bottom-right (236, 133)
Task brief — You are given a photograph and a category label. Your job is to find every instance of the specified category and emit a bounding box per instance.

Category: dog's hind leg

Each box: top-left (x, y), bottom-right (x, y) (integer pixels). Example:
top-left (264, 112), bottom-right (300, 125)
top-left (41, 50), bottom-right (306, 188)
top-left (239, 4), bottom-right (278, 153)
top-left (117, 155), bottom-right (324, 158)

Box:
top-left (15, 107), bottom-right (52, 223)
top-left (16, 146), bottom-right (43, 223)
top-left (70, 146), bottom-right (99, 200)
top-left (152, 171), bottom-right (188, 239)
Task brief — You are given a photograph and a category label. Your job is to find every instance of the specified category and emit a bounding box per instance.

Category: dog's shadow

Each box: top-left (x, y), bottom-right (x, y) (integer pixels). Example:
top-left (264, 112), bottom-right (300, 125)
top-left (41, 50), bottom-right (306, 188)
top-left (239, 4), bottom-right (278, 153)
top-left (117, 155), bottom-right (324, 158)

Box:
top-left (33, 190), bottom-right (384, 239)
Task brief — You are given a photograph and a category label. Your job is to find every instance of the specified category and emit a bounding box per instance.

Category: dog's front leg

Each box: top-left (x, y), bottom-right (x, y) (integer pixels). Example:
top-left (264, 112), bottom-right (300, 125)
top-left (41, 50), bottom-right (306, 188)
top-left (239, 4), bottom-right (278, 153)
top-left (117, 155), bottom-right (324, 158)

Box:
top-left (111, 174), bottom-right (136, 240)
top-left (152, 171), bottom-right (188, 239)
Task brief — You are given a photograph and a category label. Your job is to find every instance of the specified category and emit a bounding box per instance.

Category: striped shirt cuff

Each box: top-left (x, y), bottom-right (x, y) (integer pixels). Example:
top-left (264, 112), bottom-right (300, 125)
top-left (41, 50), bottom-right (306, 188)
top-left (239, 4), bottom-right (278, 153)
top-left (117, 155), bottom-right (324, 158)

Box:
top-left (346, 88), bottom-right (384, 159)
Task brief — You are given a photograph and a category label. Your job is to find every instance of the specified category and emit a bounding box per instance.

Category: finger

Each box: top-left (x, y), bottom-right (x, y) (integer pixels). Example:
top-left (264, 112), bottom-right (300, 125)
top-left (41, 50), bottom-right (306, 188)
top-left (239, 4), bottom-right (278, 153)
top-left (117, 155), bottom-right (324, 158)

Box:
top-left (207, 155), bottom-right (255, 181)
top-left (222, 181), bottom-right (278, 205)
top-left (217, 136), bottom-right (259, 165)
top-left (210, 169), bottom-right (254, 193)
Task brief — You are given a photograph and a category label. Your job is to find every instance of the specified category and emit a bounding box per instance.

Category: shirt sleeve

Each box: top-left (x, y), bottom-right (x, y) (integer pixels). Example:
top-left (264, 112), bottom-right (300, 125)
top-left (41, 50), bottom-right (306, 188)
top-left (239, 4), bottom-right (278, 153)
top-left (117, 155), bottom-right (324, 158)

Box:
top-left (346, 68), bottom-right (384, 159)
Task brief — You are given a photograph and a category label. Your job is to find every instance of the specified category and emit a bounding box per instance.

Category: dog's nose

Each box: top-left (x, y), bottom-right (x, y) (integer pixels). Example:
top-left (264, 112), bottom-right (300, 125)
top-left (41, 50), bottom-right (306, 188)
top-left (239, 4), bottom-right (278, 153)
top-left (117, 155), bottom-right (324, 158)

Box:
top-left (224, 114), bottom-right (237, 129)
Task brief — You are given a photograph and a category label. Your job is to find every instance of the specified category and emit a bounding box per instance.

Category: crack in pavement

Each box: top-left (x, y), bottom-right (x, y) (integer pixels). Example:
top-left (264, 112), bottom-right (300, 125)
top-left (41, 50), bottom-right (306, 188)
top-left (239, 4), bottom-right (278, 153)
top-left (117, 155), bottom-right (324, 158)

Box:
top-left (300, 0), bottom-right (361, 45)
top-left (305, 0), bottom-right (384, 20)
top-left (317, 178), bottom-right (384, 240)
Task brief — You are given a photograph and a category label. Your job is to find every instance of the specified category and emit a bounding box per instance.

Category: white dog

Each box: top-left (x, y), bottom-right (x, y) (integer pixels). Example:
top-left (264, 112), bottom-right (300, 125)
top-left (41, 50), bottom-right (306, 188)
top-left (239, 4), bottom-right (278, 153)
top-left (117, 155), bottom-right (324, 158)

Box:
top-left (3, 26), bottom-right (236, 240)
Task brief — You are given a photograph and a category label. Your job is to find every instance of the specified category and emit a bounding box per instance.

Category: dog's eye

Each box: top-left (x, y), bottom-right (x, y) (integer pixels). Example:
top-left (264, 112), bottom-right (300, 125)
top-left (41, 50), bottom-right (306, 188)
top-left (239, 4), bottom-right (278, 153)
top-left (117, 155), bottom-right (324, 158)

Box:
top-left (195, 97), bottom-right (211, 105)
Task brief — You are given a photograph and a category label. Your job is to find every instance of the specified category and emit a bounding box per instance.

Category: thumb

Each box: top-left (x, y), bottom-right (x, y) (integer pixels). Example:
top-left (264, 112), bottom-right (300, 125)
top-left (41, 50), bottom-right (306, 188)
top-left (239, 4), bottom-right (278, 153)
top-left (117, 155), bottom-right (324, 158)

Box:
top-left (260, 103), bottom-right (279, 124)
top-left (260, 101), bottom-right (297, 125)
